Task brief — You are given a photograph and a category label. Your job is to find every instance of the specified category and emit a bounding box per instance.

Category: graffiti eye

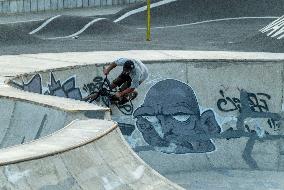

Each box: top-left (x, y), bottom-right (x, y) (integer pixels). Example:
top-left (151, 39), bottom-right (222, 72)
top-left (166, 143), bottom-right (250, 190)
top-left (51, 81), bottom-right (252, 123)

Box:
top-left (142, 116), bottom-right (159, 123)
top-left (172, 115), bottom-right (191, 122)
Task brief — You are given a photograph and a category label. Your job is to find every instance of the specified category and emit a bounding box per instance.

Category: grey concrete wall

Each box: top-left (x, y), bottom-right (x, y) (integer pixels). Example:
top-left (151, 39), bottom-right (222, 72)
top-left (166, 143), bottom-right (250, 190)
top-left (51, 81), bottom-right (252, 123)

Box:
top-left (0, 0), bottom-right (142, 14)
top-left (0, 91), bottom-right (108, 149)
top-left (8, 59), bottom-right (284, 173)
top-left (0, 99), bottom-right (67, 148)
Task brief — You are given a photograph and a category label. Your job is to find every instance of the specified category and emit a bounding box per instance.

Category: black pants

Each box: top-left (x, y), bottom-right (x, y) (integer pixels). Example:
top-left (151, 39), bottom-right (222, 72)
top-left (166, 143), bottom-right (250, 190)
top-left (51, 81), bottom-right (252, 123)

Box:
top-left (112, 73), bottom-right (132, 91)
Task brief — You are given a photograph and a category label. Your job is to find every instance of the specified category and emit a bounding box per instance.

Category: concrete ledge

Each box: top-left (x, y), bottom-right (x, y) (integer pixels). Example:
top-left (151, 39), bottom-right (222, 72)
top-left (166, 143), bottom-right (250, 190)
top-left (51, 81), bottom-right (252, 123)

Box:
top-left (0, 86), bottom-right (109, 112)
top-left (0, 118), bottom-right (183, 189)
top-left (0, 119), bottom-right (117, 165)
top-left (2, 51), bottom-right (284, 78)
top-left (0, 85), bottom-right (112, 151)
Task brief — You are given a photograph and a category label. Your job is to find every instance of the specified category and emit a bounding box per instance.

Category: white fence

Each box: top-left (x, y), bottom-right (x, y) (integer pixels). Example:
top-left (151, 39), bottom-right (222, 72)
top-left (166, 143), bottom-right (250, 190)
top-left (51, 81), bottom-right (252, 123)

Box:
top-left (0, 0), bottom-right (142, 14)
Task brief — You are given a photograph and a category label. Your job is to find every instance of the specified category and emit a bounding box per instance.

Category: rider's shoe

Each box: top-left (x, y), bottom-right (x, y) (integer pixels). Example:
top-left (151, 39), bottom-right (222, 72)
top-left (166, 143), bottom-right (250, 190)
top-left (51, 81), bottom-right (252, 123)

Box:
top-left (118, 96), bottom-right (129, 105)
top-left (109, 95), bottom-right (120, 103)
top-left (82, 94), bottom-right (93, 102)
top-left (129, 91), bottom-right (138, 100)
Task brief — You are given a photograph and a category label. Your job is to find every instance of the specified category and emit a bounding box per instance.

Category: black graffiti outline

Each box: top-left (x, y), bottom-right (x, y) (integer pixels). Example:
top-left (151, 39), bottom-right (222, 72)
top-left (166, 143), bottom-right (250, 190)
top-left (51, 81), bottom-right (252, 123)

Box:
top-left (211, 90), bottom-right (282, 169)
top-left (217, 90), bottom-right (271, 113)
top-left (217, 90), bottom-right (240, 112)
top-left (217, 90), bottom-right (279, 132)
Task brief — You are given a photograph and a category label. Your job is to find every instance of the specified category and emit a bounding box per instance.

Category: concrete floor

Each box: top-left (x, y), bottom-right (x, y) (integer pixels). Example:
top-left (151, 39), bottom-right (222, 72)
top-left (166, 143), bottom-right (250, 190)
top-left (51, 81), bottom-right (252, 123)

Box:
top-left (165, 170), bottom-right (284, 190)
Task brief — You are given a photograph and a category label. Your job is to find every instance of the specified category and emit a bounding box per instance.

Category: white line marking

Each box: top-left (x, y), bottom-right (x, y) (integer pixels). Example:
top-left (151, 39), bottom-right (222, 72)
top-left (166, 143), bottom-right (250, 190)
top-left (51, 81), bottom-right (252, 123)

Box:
top-left (46, 18), bottom-right (107, 39)
top-left (277, 33), bottom-right (284, 39)
top-left (271, 24), bottom-right (284, 37)
top-left (258, 15), bottom-right (284, 39)
top-left (113, 0), bottom-right (177, 23)
top-left (29, 15), bottom-right (61, 35)
top-left (136, 16), bottom-right (279, 30)
top-left (30, 0), bottom-right (176, 39)
top-left (266, 19), bottom-right (284, 36)
top-left (259, 15), bottom-right (284, 32)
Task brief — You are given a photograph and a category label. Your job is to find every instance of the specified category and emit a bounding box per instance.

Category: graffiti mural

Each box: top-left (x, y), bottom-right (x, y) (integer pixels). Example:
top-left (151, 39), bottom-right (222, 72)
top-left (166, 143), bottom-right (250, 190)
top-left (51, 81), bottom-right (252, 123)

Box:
top-left (117, 122), bottom-right (136, 136)
top-left (10, 74), bottom-right (42, 94)
top-left (133, 79), bottom-right (221, 154)
top-left (132, 79), bottom-right (284, 170)
top-left (220, 89), bottom-right (282, 169)
top-left (10, 72), bottom-right (82, 100)
top-left (217, 89), bottom-right (279, 132)
top-left (217, 89), bottom-right (272, 113)
top-left (44, 73), bottom-right (82, 100)
top-left (10, 73), bottom-right (135, 115)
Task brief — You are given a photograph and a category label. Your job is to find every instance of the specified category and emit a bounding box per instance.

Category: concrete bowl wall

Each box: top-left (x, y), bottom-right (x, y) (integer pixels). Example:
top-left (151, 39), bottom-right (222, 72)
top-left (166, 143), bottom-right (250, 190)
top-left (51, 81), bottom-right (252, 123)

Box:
top-left (0, 87), bottom-right (109, 149)
top-left (0, 119), bottom-right (182, 189)
top-left (0, 79), bottom-right (182, 189)
top-left (8, 58), bottom-right (284, 174)
top-left (0, 52), bottom-right (188, 189)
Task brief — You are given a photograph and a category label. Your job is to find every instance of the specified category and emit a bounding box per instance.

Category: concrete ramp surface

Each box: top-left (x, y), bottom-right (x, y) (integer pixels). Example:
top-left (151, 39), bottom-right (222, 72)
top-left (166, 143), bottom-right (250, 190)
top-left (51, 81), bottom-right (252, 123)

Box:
top-left (0, 119), bottom-right (180, 189)
top-left (0, 51), bottom-right (184, 189)
top-left (1, 50), bottom-right (284, 189)
top-left (0, 86), bottom-right (108, 149)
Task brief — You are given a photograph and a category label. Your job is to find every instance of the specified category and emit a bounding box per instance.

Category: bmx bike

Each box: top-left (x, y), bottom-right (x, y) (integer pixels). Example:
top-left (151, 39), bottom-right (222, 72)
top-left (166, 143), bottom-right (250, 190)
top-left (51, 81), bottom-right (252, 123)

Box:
top-left (82, 75), bottom-right (137, 115)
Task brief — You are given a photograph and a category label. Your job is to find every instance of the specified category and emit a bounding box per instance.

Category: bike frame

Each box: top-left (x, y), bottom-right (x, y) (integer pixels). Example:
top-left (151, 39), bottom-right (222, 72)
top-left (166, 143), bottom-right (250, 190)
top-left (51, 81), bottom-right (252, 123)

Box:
top-left (85, 74), bottom-right (136, 115)
top-left (88, 75), bottom-right (116, 103)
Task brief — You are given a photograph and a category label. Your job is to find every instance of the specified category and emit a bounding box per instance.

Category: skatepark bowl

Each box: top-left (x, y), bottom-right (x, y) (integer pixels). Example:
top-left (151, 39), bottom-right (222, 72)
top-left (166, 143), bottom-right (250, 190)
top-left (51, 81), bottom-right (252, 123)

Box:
top-left (0, 51), bottom-right (283, 190)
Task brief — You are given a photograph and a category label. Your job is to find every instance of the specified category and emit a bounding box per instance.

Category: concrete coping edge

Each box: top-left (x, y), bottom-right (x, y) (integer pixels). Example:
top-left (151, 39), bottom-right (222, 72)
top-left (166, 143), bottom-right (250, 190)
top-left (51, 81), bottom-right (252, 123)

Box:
top-left (0, 87), bottom-right (109, 113)
top-left (0, 119), bottom-right (117, 166)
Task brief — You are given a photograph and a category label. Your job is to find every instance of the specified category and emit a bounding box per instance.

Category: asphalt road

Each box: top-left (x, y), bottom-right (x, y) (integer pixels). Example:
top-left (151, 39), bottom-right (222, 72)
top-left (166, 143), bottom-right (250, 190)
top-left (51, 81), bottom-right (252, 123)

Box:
top-left (0, 17), bottom-right (279, 55)
top-left (0, 0), bottom-right (283, 55)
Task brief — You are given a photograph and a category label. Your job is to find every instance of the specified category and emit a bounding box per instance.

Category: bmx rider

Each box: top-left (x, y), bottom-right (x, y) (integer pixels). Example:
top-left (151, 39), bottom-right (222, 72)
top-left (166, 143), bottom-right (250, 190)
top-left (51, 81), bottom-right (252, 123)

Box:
top-left (103, 58), bottom-right (149, 105)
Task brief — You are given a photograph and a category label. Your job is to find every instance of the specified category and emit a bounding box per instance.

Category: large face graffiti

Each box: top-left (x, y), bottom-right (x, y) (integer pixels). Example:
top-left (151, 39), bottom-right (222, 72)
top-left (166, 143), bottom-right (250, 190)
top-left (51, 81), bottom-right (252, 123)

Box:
top-left (133, 79), bottom-right (221, 154)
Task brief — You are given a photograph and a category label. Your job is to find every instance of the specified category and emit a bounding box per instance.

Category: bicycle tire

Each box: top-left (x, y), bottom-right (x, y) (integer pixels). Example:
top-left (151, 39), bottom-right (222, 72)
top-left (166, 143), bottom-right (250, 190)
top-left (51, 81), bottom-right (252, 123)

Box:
top-left (89, 92), bottom-right (100, 103)
top-left (82, 92), bottom-right (99, 102)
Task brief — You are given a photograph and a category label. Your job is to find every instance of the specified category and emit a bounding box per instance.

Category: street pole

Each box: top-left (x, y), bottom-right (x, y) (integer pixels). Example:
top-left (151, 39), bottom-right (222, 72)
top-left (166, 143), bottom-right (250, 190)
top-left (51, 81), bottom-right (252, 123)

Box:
top-left (146, 0), bottom-right (151, 41)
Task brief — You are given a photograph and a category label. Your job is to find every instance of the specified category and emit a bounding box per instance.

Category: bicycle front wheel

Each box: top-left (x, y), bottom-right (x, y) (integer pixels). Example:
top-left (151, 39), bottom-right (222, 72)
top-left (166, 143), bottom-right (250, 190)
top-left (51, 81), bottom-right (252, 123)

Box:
top-left (83, 92), bottom-right (99, 103)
